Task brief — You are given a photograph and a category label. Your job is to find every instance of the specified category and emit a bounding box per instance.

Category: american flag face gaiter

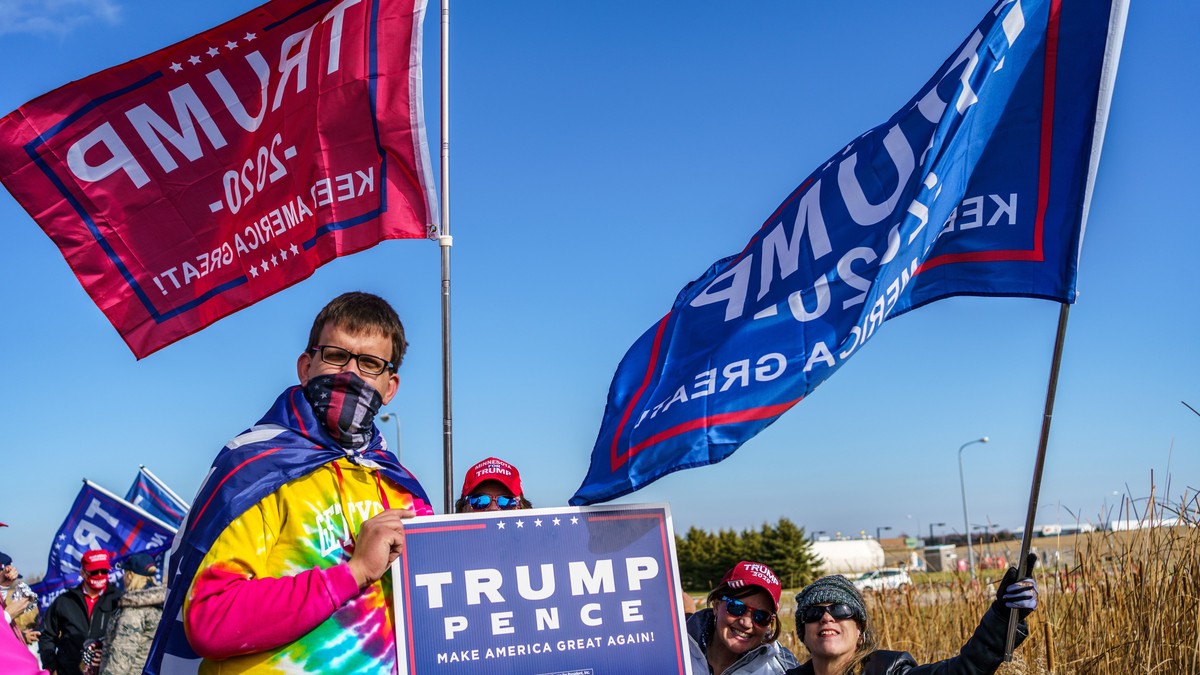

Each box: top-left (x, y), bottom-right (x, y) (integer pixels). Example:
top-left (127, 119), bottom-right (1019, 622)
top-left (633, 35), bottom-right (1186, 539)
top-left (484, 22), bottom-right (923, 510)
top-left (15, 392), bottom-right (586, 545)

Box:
top-left (303, 371), bottom-right (383, 449)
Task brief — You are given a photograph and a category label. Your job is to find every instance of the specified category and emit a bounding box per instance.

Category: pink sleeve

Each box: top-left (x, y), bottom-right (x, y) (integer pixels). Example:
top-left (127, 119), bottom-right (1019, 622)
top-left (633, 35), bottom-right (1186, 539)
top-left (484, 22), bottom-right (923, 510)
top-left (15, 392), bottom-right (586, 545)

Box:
top-left (185, 561), bottom-right (360, 659)
top-left (412, 495), bottom-right (434, 516)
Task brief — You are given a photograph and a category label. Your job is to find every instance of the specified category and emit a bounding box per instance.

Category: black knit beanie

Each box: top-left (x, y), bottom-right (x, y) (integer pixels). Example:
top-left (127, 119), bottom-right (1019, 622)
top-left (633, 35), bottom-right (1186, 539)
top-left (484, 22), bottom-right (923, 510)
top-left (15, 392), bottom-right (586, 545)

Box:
top-left (793, 574), bottom-right (867, 622)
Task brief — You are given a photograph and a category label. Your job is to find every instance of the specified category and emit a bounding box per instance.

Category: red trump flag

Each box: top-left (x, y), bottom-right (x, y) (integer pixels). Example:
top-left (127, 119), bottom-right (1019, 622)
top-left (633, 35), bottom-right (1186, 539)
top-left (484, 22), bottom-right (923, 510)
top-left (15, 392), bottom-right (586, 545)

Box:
top-left (0, 0), bottom-right (438, 358)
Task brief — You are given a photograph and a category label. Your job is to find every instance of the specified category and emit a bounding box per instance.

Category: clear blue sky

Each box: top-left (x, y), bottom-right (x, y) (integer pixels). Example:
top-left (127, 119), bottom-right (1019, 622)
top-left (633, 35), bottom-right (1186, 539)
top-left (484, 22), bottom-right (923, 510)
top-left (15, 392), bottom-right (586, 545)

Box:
top-left (1, 0), bottom-right (1196, 576)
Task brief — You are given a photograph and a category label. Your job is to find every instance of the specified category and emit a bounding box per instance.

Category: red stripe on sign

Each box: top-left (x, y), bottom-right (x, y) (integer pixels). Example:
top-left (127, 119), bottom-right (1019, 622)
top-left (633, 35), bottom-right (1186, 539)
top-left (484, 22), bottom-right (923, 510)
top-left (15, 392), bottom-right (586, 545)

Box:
top-left (402, 548), bottom-right (418, 675)
top-left (657, 514), bottom-right (685, 671)
top-left (406, 524), bottom-right (488, 534)
top-left (586, 514), bottom-right (662, 522)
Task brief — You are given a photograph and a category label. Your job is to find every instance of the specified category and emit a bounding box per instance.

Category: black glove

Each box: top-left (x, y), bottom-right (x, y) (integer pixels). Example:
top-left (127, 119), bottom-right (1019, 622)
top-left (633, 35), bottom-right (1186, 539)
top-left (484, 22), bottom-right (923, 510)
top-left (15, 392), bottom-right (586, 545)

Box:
top-left (993, 552), bottom-right (1038, 620)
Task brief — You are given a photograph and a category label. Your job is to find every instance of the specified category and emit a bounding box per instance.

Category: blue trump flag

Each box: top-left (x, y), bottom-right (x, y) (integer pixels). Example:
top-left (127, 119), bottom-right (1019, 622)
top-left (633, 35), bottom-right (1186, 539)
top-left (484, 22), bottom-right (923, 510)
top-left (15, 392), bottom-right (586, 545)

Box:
top-left (572, 0), bottom-right (1128, 505)
top-left (30, 480), bottom-right (176, 610)
top-left (126, 466), bottom-right (190, 529)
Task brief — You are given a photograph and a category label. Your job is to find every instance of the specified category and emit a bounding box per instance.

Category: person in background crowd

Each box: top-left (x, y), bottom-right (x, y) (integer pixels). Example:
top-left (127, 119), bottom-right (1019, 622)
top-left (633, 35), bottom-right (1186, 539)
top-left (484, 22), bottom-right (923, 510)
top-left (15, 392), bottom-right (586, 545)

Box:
top-left (98, 552), bottom-right (164, 675)
top-left (682, 593), bottom-right (697, 619)
top-left (687, 561), bottom-right (799, 675)
top-left (146, 292), bottom-right (433, 675)
top-left (454, 457), bottom-right (533, 513)
top-left (2, 595), bottom-right (48, 675)
top-left (784, 554), bottom-right (1039, 675)
top-left (1, 552), bottom-right (40, 646)
top-left (40, 550), bottom-right (122, 675)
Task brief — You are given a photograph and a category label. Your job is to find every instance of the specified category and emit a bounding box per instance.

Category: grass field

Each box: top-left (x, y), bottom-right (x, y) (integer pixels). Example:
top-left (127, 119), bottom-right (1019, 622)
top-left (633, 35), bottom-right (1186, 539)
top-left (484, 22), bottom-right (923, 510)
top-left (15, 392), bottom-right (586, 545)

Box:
top-left (695, 491), bottom-right (1199, 673)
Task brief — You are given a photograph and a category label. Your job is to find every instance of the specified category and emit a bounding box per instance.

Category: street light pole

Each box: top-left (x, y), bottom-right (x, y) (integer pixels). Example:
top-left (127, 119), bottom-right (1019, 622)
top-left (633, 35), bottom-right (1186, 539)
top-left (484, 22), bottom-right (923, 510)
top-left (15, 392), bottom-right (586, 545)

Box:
top-left (875, 526), bottom-right (891, 542)
top-left (958, 436), bottom-right (989, 580)
top-left (379, 412), bottom-right (403, 464)
top-left (929, 522), bottom-right (946, 544)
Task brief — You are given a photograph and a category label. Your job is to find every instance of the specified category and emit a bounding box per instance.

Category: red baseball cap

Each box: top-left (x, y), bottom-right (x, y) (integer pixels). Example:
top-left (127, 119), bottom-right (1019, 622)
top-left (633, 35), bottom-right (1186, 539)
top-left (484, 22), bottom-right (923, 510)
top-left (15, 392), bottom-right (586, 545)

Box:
top-left (81, 550), bottom-right (112, 572)
top-left (721, 561), bottom-right (782, 611)
top-left (460, 457), bottom-right (522, 497)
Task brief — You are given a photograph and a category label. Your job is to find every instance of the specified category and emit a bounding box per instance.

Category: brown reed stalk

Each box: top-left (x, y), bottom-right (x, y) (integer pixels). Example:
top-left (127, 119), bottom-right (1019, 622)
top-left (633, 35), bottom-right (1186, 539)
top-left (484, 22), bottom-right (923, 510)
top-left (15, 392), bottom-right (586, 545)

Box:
top-left (837, 479), bottom-right (1199, 674)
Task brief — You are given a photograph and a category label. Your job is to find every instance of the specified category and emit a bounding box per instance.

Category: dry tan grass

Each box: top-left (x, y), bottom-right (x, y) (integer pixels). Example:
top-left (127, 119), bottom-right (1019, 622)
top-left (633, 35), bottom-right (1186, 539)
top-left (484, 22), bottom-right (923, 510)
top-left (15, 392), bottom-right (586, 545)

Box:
top-left (775, 490), bottom-right (1200, 674)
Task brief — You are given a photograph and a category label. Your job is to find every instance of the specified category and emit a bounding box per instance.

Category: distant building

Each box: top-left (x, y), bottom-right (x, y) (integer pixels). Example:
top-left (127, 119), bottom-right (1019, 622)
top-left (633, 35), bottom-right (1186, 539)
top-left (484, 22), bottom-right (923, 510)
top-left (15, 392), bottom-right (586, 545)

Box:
top-left (1108, 517), bottom-right (1187, 531)
top-left (811, 539), bottom-right (885, 575)
top-left (1016, 522), bottom-right (1097, 537)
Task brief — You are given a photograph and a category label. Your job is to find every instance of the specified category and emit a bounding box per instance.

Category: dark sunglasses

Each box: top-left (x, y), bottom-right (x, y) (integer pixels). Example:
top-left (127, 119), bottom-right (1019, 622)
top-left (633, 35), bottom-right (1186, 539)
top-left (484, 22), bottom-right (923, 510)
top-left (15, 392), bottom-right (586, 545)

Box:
top-left (720, 596), bottom-right (774, 628)
top-left (801, 603), bottom-right (857, 623)
top-left (86, 569), bottom-right (111, 577)
top-left (466, 494), bottom-right (519, 510)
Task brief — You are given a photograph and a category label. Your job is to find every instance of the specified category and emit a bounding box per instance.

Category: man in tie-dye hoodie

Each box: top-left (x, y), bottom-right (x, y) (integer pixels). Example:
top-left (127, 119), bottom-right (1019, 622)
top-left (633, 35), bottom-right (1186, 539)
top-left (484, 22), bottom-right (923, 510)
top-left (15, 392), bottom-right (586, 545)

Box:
top-left (145, 292), bottom-right (433, 675)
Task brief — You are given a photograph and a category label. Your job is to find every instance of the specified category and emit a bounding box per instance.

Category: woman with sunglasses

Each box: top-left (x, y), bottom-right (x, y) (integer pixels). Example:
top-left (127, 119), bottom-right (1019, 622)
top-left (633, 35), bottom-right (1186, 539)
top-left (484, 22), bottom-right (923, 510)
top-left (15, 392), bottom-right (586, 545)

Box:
top-left (687, 561), bottom-right (798, 675)
top-left (785, 555), bottom-right (1038, 675)
top-left (454, 457), bottom-right (533, 513)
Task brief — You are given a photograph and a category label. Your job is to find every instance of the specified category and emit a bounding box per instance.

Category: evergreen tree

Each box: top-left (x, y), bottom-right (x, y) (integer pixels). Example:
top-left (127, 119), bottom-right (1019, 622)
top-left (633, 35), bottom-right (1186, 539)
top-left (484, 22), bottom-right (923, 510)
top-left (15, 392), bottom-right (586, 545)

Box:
top-left (674, 518), bottom-right (819, 594)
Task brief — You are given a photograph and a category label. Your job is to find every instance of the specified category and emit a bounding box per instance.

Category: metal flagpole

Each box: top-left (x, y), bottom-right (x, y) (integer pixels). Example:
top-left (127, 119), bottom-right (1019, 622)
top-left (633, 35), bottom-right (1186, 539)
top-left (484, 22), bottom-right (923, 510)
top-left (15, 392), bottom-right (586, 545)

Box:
top-left (1003, 0), bottom-right (1128, 655)
top-left (436, 0), bottom-right (453, 509)
top-left (1004, 303), bottom-right (1070, 659)
top-left (438, 0), bottom-right (455, 514)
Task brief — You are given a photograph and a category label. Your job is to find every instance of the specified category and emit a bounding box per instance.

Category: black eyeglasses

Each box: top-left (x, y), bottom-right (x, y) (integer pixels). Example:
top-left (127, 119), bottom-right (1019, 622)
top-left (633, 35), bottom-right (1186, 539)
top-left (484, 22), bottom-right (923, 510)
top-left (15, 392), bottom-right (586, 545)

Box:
top-left (800, 603), bottom-right (857, 623)
top-left (86, 569), bottom-right (110, 577)
top-left (720, 596), bottom-right (774, 628)
top-left (309, 345), bottom-right (394, 376)
top-left (466, 494), bottom-right (519, 510)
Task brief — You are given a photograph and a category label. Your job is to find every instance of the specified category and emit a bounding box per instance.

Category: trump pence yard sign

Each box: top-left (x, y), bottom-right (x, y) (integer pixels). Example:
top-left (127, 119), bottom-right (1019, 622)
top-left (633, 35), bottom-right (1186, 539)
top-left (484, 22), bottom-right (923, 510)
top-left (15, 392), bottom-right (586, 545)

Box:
top-left (392, 504), bottom-right (690, 675)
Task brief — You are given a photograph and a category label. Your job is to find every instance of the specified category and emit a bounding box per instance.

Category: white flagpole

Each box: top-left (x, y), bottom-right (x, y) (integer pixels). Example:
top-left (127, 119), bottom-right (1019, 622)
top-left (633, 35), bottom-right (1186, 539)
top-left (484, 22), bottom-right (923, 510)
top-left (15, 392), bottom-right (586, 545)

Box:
top-left (438, 0), bottom-right (455, 513)
top-left (83, 479), bottom-right (179, 535)
top-left (139, 464), bottom-right (192, 510)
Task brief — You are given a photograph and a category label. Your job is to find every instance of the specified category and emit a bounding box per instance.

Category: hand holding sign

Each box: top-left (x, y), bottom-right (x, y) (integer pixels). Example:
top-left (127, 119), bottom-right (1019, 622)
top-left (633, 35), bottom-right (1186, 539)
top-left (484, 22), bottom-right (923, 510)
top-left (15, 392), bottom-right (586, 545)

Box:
top-left (349, 508), bottom-right (414, 589)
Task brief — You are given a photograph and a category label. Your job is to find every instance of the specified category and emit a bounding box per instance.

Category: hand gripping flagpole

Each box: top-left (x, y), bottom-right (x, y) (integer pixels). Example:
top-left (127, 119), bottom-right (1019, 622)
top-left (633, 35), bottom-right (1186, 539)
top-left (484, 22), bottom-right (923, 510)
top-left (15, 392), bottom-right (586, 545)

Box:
top-left (1004, 303), bottom-right (1069, 659)
top-left (438, 0), bottom-right (455, 514)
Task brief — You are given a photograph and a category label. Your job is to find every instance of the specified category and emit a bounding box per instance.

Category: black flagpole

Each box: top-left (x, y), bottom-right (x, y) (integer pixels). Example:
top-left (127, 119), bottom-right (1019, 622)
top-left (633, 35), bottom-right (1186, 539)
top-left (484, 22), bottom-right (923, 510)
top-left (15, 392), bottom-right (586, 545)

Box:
top-left (1005, 302), bottom-right (1070, 659)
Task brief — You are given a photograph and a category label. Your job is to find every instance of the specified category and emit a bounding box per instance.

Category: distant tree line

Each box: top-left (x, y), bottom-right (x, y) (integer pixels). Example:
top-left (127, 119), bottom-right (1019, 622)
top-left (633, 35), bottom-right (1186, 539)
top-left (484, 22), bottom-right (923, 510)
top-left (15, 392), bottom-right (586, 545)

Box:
top-left (675, 517), bottom-right (821, 592)
top-left (928, 529), bottom-right (1016, 547)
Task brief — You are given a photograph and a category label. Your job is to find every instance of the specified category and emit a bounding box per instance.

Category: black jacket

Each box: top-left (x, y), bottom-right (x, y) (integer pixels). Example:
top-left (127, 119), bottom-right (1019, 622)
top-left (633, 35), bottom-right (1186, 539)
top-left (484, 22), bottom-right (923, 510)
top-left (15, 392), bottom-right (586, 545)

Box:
top-left (39, 584), bottom-right (123, 675)
top-left (786, 606), bottom-right (1028, 675)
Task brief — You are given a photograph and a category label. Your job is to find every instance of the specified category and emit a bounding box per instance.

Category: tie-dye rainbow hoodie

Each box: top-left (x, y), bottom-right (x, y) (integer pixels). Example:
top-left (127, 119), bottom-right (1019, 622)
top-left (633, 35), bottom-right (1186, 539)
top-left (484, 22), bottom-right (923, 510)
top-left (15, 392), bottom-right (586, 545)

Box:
top-left (144, 386), bottom-right (432, 674)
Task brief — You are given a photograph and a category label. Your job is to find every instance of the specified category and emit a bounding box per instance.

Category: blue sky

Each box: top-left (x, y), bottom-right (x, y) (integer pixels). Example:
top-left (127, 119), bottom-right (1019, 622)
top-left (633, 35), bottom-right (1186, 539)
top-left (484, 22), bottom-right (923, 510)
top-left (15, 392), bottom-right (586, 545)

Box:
top-left (1, 0), bottom-right (1196, 575)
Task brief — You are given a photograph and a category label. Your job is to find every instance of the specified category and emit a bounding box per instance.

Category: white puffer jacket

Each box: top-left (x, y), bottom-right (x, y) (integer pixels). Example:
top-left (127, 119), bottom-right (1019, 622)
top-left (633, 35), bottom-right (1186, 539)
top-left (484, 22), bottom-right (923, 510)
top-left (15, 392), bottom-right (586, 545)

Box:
top-left (687, 608), bottom-right (799, 675)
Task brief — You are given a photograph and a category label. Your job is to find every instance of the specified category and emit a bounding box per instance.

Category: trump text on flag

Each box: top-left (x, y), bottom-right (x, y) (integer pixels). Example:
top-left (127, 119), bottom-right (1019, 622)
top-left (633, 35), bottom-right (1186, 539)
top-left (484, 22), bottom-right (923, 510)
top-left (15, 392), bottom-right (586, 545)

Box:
top-left (0, 0), bottom-right (436, 357)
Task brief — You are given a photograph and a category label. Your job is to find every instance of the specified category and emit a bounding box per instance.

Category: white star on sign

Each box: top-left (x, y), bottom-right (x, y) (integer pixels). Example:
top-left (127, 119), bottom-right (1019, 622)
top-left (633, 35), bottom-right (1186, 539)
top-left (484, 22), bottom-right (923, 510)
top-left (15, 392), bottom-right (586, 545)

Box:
top-left (516, 520), bottom-right (524, 528)
top-left (290, 243), bottom-right (300, 256)
top-left (552, 518), bottom-right (561, 526)
top-left (534, 519), bottom-right (543, 527)
top-left (225, 41), bottom-right (238, 50)
top-left (270, 254), bottom-right (279, 267)
top-left (188, 55), bottom-right (201, 65)
top-left (496, 521), bottom-right (505, 530)
top-left (169, 63), bottom-right (183, 72)
top-left (279, 248), bottom-right (288, 260)
top-left (260, 260), bottom-right (269, 274)
top-left (244, 32), bottom-right (256, 42)
top-left (249, 265), bottom-right (259, 278)
top-left (207, 47), bottom-right (220, 57)
top-left (570, 516), bottom-right (579, 525)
